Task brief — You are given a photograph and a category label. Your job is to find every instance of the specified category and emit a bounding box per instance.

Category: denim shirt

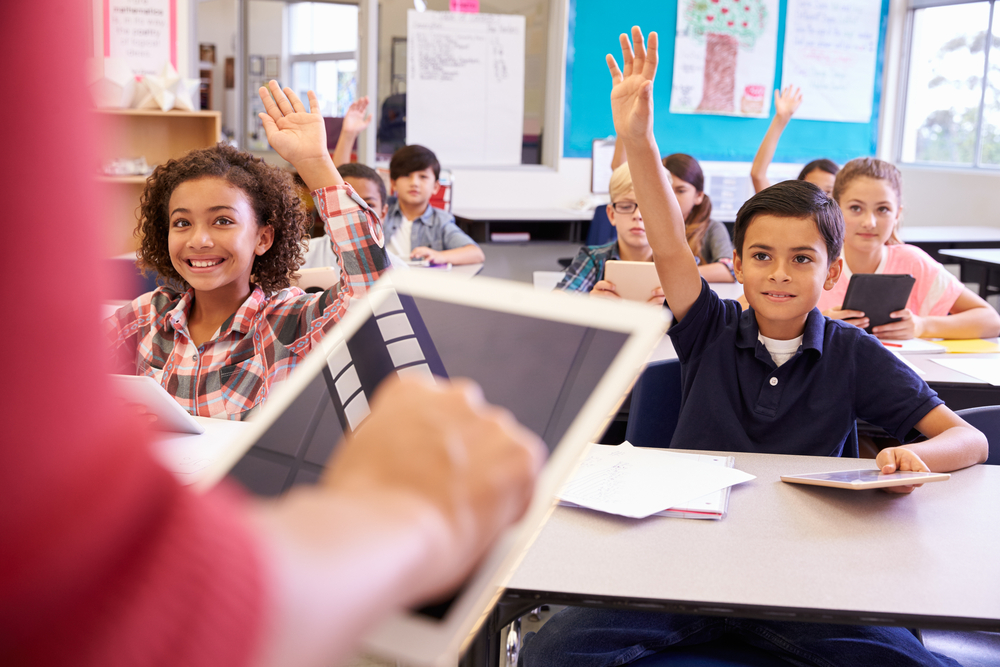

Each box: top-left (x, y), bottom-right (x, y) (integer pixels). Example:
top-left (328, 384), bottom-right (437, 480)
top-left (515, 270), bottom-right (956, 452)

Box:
top-left (384, 199), bottom-right (479, 252)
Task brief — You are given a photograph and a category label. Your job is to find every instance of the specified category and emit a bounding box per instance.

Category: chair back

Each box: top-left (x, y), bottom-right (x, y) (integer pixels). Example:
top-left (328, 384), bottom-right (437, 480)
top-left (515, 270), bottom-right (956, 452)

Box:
top-left (956, 406), bottom-right (1000, 465)
top-left (625, 359), bottom-right (683, 448)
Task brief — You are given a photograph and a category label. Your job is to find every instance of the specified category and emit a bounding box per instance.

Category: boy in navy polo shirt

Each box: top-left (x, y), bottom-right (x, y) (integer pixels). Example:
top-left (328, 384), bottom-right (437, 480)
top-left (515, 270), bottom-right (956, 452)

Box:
top-left (519, 27), bottom-right (987, 667)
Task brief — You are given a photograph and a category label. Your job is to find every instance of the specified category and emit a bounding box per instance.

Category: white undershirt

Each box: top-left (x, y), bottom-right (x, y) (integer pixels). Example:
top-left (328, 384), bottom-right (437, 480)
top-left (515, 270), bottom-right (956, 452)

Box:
top-left (757, 333), bottom-right (803, 367)
top-left (387, 216), bottom-right (414, 259)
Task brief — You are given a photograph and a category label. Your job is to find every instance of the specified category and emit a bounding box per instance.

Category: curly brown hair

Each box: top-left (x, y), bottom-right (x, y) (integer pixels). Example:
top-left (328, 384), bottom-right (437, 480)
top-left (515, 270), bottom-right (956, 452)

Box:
top-left (136, 143), bottom-right (308, 294)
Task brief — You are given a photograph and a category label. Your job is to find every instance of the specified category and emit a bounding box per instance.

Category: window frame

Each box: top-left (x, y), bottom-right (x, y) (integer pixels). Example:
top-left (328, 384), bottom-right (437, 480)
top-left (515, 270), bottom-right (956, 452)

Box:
top-left (896, 0), bottom-right (999, 169)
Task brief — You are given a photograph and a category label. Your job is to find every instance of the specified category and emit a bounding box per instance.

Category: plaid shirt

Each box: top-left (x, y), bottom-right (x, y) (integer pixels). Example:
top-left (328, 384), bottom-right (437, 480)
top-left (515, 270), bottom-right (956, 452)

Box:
top-left (106, 184), bottom-right (388, 421)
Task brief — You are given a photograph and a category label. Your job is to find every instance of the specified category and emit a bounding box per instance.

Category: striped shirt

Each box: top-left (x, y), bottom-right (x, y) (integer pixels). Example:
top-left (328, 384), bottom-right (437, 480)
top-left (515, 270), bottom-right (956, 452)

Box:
top-left (106, 184), bottom-right (389, 420)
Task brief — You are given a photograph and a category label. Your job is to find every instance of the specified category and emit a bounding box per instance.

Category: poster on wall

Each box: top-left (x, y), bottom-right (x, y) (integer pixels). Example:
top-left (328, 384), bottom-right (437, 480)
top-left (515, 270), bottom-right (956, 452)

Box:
top-left (406, 10), bottom-right (525, 166)
top-left (104, 0), bottom-right (176, 78)
top-left (781, 0), bottom-right (881, 123)
top-left (669, 0), bottom-right (779, 118)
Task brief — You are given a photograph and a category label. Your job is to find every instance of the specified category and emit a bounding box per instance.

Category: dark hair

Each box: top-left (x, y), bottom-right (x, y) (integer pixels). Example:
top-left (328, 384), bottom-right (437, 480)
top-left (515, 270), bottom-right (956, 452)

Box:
top-left (389, 144), bottom-right (440, 181)
top-left (663, 154), bottom-right (713, 261)
top-left (338, 162), bottom-right (388, 209)
top-left (797, 159), bottom-right (839, 181)
top-left (733, 180), bottom-right (843, 263)
top-left (136, 143), bottom-right (308, 295)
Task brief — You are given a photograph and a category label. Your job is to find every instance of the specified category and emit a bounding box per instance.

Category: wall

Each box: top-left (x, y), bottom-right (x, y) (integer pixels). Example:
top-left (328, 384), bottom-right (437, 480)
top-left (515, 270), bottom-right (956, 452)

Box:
top-left (197, 0), bottom-right (236, 125)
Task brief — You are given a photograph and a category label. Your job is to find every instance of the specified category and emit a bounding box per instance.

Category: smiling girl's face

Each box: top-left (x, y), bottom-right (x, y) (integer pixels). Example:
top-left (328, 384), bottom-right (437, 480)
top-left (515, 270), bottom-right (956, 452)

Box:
top-left (837, 176), bottom-right (900, 256)
top-left (167, 176), bottom-right (274, 297)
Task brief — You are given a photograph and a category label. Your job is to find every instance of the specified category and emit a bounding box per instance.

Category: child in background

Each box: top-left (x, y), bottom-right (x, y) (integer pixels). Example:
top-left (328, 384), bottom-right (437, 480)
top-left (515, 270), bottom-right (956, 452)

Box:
top-left (820, 158), bottom-right (1000, 339)
top-left (331, 96), bottom-right (372, 167)
top-left (662, 153), bottom-right (735, 282)
top-left (106, 82), bottom-right (389, 420)
top-left (302, 162), bottom-right (408, 273)
top-left (386, 144), bottom-right (485, 266)
top-left (750, 85), bottom-right (839, 194)
top-left (520, 27), bottom-right (986, 667)
top-left (556, 162), bottom-right (664, 304)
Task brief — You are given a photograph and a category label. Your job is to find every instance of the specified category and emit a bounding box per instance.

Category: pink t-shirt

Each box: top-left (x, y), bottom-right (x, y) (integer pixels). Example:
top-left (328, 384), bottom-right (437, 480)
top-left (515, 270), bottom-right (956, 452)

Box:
top-left (817, 243), bottom-right (965, 316)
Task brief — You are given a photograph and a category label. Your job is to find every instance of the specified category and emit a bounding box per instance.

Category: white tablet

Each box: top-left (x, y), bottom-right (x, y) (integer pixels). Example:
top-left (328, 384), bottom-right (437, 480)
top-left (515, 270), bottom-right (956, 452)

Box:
top-left (109, 374), bottom-right (206, 435)
top-left (780, 468), bottom-right (951, 490)
top-left (197, 270), bottom-right (667, 667)
top-left (604, 259), bottom-right (661, 303)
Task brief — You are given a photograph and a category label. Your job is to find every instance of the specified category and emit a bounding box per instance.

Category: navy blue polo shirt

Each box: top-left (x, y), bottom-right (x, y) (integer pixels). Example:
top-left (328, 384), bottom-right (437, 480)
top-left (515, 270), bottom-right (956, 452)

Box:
top-left (666, 280), bottom-right (942, 457)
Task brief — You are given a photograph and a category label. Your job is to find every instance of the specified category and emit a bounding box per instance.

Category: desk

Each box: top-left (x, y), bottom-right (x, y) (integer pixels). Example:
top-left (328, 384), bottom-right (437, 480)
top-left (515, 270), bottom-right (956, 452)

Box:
top-left (906, 353), bottom-right (1000, 410)
top-left (149, 417), bottom-right (251, 488)
top-left (453, 208), bottom-right (595, 244)
top-left (899, 226), bottom-right (1000, 263)
top-left (462, 452), bottom-right (1000, 666)
top-left (938, 248), bottom-right (1000, 299)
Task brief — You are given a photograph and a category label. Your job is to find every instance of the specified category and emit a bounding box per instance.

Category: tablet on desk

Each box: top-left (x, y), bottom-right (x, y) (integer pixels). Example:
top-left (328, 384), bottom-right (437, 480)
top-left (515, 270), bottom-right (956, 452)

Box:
top-left (604, 260), bottom-right (661, 303)
top-left (841, 274), bottom-right (915, 333)
top-left (197, 270), bottom-right (667, 667)
top-left (781, 468), bottom-right (950, 490)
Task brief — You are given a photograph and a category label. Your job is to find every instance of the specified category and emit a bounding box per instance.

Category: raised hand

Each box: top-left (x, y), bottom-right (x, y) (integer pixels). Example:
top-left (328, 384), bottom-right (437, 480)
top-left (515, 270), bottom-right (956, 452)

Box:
top-left (606, 26), bottom-right (659, 143)
top-left (342, 97), bottom-right (373, 135)
top-left (774, 85), bottom-right (803, 120)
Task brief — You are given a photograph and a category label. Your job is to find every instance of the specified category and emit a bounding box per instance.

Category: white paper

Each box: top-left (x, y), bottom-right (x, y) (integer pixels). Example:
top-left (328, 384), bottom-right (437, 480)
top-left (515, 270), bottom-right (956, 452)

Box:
top-left (670, 0), bottom-right (779, 118)
top-left (558, 442), bottom-right (755, 519)
top-left (780, 0), bottom-right (881, 122)
top-left (406, 10), bottom-right (525, 166)
top-left (932, 357), bottom-right (1000, 386)
top-left (592, 138), bottom-right (617, 194)
top-left (105, 0), bottom-right (174, 78)
top-left (881, 338), bottom-right (947, 355)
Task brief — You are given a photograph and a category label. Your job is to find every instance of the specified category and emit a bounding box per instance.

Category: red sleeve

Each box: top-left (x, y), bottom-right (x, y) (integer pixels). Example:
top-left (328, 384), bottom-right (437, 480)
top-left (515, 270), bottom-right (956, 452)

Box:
top-left (0, 3), bottom-right (267, 665)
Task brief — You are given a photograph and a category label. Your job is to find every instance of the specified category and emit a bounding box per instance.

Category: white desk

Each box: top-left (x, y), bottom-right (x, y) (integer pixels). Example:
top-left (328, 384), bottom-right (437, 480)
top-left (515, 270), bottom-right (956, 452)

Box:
top-left (498, 451), bottom-right (1000, 634)
top-left (938, 248), bottom-right (1000, 298)
top-left (452, 208), bottom-right (595, 244)
top-left (900, 226), bottom-right (1000, 244)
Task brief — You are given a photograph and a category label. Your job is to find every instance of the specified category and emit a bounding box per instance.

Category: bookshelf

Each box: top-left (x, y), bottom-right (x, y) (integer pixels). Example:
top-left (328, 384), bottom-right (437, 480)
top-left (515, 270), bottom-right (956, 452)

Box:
top-left (95, 109), bottom-right (221, 255)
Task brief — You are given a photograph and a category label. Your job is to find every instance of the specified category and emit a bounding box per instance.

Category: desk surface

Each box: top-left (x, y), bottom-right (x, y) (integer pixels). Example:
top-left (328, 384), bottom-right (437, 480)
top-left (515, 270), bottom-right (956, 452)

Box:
top-left (939, 248), bottom-right (1000, 265)
top-left (900, 226), bottom-right (1000, 244)
top-left (506, 451), bottom-right (1000, 631)
top-left (452, 207), bottom-right (596, 222)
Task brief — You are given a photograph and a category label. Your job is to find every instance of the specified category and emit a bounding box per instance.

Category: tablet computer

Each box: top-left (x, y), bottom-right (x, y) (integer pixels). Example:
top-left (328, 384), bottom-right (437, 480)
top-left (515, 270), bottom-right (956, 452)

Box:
top-left (109, 374), bottom-right (206, 435)
top-left (841, 274), bottom-right (915, 333)
top-left (780, 468), bottom-right (950, 490)
top-left (196, 270), bottom-right (667, 667)
top-left (604, 260), bottom-right (661, 303)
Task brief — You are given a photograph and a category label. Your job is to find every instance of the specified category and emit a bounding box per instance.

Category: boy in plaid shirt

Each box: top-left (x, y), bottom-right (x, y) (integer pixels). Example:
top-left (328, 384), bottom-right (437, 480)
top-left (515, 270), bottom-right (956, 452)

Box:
top-left (107, 82), bottom-right (389, 420)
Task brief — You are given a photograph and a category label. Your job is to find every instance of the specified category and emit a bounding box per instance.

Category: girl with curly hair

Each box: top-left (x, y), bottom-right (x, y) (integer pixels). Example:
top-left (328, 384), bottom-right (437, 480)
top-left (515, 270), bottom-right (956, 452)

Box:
top-left (106, 81), bottom-right (389, 420)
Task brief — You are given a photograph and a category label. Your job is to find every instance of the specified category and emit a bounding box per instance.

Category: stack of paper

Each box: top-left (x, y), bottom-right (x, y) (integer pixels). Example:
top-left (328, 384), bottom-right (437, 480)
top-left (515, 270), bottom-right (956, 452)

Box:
top-left (880, 339), bottom-right (946, 354)
top-left (932, 357), bottom-right (1000, 386)
top-left (558, 442), bottom-right (755, 520)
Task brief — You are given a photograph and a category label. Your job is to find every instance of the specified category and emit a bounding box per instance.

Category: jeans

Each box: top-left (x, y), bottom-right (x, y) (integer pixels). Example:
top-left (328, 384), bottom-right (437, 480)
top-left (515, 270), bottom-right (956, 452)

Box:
top-left (518, 607), bottom-right (962, 667)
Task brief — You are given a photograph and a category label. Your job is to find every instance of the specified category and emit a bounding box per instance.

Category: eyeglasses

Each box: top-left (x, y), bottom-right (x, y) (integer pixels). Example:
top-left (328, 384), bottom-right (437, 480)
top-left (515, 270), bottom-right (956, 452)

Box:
top-left (611, 202), bottom-right (639, 214)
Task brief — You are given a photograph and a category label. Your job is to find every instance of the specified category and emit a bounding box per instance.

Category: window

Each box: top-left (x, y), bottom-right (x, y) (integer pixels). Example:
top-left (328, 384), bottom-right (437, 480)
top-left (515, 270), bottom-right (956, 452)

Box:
top-left (900, 0), bottom-right (1000, 167)
top-left (288, 2), bottom-right (359, 117)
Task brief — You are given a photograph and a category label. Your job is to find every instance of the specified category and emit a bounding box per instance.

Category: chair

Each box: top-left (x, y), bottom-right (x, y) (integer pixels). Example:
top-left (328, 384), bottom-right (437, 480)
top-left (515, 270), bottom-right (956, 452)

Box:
top-left (625, 359), bottom-right (683, 449)
top-left (956, 405), bottom-right (1000, 465)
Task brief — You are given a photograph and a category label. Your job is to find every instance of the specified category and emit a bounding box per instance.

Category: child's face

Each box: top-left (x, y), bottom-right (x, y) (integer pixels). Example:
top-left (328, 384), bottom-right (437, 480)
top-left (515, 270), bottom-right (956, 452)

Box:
top-left (672, 176), bottom-right (704, 220)
top-left (734, 215), bottom-right (842, 340)
top-left (606, 189), bottom-right (650, 253)
top-left (167, 176), bottom-right (274, 296)
top-left (838, 177), bottom-right (900, 256)
top-left (803, 169), bottom-right (836, 195)
top-left (391, 167), bottom-right (439, 212)
top-left (344, 175), bottom-right (389, 221)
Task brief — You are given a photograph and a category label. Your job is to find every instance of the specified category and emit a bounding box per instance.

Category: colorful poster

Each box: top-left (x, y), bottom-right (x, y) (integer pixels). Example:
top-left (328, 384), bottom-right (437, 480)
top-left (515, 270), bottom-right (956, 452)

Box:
top-left (104, 0), bottom-right (176, 78)
top-left (781, 0), bottom-right (881, 123)
top-left (669, 0), bottom-right (779, 118)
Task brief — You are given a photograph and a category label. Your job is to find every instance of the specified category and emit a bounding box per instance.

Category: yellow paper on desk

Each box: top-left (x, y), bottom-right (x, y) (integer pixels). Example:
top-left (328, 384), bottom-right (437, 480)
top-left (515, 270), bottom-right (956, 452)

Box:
top-left (931, 339), bottom-right (1000, 354)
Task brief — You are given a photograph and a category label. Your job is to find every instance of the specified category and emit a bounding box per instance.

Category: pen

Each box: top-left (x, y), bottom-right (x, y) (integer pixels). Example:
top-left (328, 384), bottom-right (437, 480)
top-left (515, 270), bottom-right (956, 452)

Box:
top-left (882, 342), bottom-right (902, 348)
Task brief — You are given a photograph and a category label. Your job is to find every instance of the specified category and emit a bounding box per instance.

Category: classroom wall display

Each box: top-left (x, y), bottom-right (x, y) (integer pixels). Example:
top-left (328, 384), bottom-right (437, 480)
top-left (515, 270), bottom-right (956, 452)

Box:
top-left (103, 0), bottom-right (177, 78)
top-left (669, 0), bottom-right (778, 118)
top-left (780, 0), bottom-right (882, 123)
top-left (406, 10), bottom-right (526, 166)
top-left (563, 0), bottom-right (889, 163)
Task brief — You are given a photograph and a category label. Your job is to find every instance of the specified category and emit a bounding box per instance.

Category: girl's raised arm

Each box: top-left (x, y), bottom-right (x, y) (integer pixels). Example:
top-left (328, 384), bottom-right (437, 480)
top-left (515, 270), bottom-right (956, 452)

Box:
top-left (749, 85), bottom-right (802, 193)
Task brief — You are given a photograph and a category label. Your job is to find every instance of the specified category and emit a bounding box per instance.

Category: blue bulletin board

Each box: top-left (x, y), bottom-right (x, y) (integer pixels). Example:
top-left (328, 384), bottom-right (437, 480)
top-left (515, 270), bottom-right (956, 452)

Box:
top-left (563, 0), bottom-right (890, 163)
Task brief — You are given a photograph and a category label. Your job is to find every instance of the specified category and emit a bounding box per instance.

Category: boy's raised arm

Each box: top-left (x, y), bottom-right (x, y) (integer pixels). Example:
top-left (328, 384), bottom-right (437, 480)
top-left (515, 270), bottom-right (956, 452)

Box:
top-left (607, 27), bottom-right (702, 321)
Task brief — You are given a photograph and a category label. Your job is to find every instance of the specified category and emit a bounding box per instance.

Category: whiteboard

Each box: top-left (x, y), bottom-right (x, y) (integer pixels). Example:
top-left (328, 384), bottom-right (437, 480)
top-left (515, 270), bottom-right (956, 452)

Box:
top-left (406, 10), bottom-right (525, 166)
top-left (781, 0), bottom-right (881, 123)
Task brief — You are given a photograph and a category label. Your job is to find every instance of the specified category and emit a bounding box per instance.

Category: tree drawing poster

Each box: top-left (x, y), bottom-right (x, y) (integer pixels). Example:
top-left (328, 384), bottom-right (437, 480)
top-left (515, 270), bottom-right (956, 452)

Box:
top-left (669, 0), bottom-right (779, 118)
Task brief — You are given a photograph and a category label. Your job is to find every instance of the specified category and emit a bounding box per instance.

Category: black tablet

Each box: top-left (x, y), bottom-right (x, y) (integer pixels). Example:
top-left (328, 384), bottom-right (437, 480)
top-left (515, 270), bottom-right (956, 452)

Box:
top-left (841, 274), bottom-right (915, 333)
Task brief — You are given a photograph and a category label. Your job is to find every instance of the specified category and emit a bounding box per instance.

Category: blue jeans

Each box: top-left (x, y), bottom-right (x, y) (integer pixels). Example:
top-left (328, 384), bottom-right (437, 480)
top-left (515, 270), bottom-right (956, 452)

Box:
top-left (518, 607), bottom-right (962, 667)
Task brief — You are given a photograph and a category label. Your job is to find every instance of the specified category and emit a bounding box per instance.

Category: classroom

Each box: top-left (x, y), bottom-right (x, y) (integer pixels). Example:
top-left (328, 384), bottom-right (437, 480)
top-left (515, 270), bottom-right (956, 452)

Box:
top-left (4, 0), bottom-right (1000, 666)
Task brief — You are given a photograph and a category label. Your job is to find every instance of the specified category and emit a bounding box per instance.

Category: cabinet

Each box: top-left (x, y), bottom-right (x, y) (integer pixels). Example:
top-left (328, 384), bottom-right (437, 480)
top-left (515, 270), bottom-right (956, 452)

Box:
top-left (95, 109), bottom-right (221, 255)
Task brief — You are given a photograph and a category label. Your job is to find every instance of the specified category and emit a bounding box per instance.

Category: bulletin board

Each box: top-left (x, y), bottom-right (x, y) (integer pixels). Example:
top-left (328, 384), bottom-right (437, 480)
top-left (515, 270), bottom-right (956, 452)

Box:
top-left (562, 0), bottom-right (890, 163)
